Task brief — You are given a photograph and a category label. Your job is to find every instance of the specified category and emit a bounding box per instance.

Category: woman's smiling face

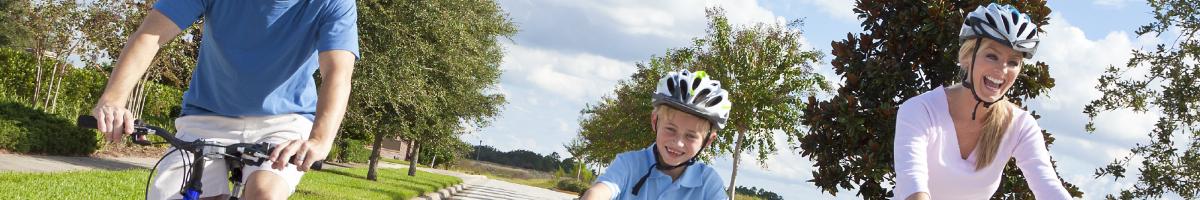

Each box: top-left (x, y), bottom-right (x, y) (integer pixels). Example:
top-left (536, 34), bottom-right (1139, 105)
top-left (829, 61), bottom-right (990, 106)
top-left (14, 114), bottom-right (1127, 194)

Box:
top-left (960, 38), bottom-right (1024, 101)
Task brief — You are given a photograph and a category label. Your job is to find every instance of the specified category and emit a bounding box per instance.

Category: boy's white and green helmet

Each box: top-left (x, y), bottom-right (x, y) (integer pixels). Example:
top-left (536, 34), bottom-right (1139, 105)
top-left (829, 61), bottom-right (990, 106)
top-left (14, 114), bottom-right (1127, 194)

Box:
top-left (651, 69), bottom-right (732, 130)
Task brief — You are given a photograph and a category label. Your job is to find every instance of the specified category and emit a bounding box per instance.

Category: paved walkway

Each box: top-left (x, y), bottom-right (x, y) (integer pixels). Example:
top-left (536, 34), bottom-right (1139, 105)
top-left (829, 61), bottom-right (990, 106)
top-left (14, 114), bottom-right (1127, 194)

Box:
top-left (377, 162), bottom-right (577, 200)
top-left (0, 153), bottom-right (158, 172)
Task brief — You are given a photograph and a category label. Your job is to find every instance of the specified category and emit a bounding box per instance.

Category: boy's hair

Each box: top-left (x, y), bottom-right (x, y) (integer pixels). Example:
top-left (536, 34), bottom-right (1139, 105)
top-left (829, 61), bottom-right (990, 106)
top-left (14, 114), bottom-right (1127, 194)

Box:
top-left (653, 104), bottom-right (714, 135)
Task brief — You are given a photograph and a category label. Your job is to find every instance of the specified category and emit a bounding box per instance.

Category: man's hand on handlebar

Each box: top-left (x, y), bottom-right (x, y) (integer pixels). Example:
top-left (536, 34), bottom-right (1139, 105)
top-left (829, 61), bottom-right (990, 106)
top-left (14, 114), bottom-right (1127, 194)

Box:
top-left (269, 139), bottom-right (330, 172)
top-left (91, 103), bottom-right (137, 143)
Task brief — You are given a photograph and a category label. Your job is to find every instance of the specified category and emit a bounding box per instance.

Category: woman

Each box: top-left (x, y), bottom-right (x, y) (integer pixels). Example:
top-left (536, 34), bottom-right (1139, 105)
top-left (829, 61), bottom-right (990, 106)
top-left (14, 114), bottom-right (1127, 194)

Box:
top-left (893, 3), bottom-right (1072, 200)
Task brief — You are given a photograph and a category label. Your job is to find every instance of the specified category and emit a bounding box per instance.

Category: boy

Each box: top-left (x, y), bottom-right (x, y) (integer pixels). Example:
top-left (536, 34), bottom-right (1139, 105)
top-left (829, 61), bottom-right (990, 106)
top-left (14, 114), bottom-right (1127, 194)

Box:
top-left (581, 69), bottom-right (732, 200)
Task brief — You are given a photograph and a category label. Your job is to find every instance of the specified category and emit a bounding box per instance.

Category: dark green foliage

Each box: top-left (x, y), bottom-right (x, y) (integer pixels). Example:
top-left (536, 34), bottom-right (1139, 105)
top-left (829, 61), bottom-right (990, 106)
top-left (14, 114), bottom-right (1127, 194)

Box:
top-left (556, 179), bottom-right (590, 194)
top-left (735, 186), bottom-right (783, 200)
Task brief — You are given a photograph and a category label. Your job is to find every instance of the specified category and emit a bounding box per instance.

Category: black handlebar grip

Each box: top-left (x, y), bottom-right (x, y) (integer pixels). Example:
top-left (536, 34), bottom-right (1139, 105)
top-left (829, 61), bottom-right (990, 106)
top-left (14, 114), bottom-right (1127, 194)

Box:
top-left (286, 156), bottom-right (325, 170)
top-left (77, 115), bottom-right (99, 129)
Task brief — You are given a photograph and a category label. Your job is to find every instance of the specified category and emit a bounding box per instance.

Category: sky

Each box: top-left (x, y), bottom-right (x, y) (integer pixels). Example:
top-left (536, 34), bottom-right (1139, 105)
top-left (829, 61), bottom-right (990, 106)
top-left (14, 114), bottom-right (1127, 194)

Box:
top-left (465, 0), bottom-right (1173, 199)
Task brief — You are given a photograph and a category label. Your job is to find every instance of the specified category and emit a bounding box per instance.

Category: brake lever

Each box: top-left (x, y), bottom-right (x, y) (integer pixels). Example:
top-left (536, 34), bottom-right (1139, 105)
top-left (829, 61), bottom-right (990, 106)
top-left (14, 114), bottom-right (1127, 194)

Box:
top-left (129, 127), bottom-right (153, 146)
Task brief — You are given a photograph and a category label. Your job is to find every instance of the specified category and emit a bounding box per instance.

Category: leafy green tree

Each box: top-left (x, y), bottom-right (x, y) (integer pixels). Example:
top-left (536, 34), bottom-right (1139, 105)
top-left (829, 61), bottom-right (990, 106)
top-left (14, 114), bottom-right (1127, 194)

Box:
top-left (349, 0), bottom-right (515, 180)
top-left (0, 0), bottom-right (33, 49)
top-left (1087, 0), bottom-right (1200, 199)
top-left (564, 138), bottom-right (588, 179)
top-left (417, 136), bottom-right (470, 168)
top-left (576, 8), bottom-right (828, 196)
top-left (555, 165), bottom-right (567, 179)
top-left (80, 0), bottom-right (200, 89)
top-left (797, 1), bottom-right (1080, 199)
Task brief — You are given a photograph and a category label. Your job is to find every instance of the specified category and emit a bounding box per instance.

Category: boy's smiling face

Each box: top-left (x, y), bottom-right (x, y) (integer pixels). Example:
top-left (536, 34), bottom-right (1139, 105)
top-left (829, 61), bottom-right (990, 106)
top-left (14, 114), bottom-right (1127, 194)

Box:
top-left (652, 105), bottom-right (715, 166)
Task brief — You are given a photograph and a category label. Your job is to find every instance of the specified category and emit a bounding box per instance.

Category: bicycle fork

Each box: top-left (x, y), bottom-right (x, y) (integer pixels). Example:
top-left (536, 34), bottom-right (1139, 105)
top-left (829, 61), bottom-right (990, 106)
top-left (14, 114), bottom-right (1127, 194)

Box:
top-left (228, 160), bottom-right (246, 200)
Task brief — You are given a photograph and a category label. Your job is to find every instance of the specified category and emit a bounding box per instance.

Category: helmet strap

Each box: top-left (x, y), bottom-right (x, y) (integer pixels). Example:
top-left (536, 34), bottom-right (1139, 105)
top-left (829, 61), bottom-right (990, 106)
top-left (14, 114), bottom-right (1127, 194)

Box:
top-left (633, 136), bottom-right (711, 196)
top-left (963, 36), bottom-right (1005, 121)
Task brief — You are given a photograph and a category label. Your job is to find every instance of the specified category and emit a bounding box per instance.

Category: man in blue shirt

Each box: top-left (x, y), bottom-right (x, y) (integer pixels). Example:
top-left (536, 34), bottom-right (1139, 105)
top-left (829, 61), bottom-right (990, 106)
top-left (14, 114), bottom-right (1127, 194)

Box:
top-left (581, 70), bottom-right (732, 200)
top-left (90, 0), bottom-right (358, 199)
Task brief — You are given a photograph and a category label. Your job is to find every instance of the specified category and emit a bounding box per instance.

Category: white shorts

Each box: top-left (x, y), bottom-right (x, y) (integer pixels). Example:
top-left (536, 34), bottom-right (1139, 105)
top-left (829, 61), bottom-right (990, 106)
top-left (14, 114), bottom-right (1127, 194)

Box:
top-left (147, 114), bottom-right (312, 200)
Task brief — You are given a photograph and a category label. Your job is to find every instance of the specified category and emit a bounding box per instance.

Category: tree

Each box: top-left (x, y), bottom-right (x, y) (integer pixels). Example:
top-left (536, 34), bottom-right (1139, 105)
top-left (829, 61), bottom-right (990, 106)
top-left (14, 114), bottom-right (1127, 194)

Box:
top-left (0, 0), bottom-right (33, 49)
top-left (797, 1), bottom-right (1081, 199)
top-left (576, 8), bottom-right (829, 196)
top-left (81, 0), bottom-right (200, 89)
top-left (1087, 0), bottom-right (1200, 199)
top-left (417, 136), bottom-right (470, 168)
top-left (564, 137), bottom-right (588, 179)
top-left (350, 0), bottom-right (515, 180)
top-left (19, 1), bottom-right (83, 111)
top-left (735, 186), bottom-right (784, 200)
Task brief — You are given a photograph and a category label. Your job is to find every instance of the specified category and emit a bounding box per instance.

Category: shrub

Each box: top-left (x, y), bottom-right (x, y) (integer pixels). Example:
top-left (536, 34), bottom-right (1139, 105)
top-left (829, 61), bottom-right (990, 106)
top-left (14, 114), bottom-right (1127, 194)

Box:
top-left (556, 179), bottom-right (590, 194)
top-left (0, 100), bottom-right (100, 155)
top-left (340, 139), bottom-right (371, 163)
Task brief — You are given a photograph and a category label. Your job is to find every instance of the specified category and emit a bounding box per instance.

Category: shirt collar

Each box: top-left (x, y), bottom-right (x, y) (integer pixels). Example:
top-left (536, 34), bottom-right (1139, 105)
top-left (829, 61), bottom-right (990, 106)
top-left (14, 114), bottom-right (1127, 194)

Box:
top-left (642, 143), bottom-right (707, 188)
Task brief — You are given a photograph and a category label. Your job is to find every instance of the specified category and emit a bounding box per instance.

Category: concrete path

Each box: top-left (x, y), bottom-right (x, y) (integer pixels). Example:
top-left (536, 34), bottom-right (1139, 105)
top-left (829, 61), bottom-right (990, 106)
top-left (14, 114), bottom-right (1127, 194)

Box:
top-left (0, 153), bottom-right (157, 172)
top-left (377, 162), bottom-right (576, 200)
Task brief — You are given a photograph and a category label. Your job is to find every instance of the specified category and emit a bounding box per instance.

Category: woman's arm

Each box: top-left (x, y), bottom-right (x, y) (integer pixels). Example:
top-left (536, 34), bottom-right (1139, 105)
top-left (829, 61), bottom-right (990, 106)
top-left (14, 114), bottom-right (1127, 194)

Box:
top-left (894, 100), bottom-right (934, 199)
top-left (1012, 114), bottom-right (1072, 200)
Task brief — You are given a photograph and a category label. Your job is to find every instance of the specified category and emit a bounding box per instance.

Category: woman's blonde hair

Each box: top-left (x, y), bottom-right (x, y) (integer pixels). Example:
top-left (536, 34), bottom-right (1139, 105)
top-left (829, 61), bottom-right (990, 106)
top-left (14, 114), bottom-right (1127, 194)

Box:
top-left (959, 38), bottom-right (1014, 171)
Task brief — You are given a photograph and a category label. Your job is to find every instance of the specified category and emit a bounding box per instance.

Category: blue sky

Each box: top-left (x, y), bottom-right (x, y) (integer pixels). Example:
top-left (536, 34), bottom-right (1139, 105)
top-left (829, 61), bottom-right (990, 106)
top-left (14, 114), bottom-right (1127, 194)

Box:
top-left (466, 0), bottom-right (1170, 199)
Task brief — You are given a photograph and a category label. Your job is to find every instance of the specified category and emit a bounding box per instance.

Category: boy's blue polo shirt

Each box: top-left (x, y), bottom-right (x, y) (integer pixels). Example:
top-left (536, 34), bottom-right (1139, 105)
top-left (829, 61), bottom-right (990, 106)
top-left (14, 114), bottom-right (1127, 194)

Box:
top-left (154, 0), bottom-right (360, 119)
top-left (596, 144), bottom-right (728, 200)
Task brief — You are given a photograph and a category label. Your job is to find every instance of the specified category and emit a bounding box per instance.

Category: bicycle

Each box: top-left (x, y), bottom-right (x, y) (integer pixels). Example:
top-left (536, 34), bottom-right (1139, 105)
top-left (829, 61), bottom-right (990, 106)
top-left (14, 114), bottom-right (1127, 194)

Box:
top-left (77, 115), bottom-right (323, 200)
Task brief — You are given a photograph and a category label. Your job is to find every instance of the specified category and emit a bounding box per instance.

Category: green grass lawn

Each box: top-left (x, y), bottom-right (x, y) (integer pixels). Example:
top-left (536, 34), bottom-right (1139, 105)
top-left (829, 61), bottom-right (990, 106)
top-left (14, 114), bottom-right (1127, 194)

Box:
top-left (0, 167), bottom-right (461, 200)
top-left (294, 167), bottom-right (461, 200)
top-left (0, 169), bottom-right (149, 199)
top-left (382, 158), bottom-right (409, 165)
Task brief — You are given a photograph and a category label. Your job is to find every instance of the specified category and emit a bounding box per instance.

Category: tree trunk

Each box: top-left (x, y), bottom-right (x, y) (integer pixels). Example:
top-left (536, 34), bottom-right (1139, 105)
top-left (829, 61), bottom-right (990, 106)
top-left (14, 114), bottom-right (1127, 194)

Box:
top-left (31, 46), bottom-right (43, 107)
top-left (42, 61), bottom-right (59, 109)
top-left (408, 140), bottom-right (420, 176)
top-left (134, 76), bottom-right (147, 118)
top-left (47, 43), bottom-right (77, 112)
top-left (429, 154), bottom-right (437, 168)
top-left (48, 62), bottom-right (67, 111)
top-left (576, 158), bottom-right (583, 179)
top-left (366, 131), bottom-right (384, 181)
top-left (727, 130), bottom-right (745, 198)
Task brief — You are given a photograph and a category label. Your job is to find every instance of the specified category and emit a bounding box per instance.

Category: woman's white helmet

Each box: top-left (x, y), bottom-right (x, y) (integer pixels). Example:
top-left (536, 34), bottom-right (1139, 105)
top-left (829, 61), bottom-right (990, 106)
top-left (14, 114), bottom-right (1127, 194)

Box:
top-left (959, 3), bottom-right (1040, 59)
top-left (652, 69), bottom-right (732, 130)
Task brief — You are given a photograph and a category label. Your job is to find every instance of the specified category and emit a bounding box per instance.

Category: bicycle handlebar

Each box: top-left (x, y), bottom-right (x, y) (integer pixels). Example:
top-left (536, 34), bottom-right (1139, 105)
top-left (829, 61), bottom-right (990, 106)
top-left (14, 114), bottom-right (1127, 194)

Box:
top-left (77, 115), bottom-right (323, 170)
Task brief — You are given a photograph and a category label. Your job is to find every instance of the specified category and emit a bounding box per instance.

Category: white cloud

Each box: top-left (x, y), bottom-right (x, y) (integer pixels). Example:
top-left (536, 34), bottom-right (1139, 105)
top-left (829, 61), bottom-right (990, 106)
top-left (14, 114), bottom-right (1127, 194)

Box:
top-left (498, 0), bottom-right (786, 61)
top-left (500, 42), bottom-right (634, 102)
top-left (706, 131), bottom-right (855, 199)
top-left (1093, 0), bottom-right (1134, 8)
top-left (1032, 13), bottom-right (1135, 112)
top-left (797, 0), bottom-right (857, 22)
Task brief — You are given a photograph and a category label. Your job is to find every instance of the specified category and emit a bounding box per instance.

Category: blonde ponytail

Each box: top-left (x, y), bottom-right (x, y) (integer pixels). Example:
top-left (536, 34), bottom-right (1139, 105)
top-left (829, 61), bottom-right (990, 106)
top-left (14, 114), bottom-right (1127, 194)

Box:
top-left (974, 101), bottom-right (1011, 171)
top-left (958, 38), bottom-right (1015, 171)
